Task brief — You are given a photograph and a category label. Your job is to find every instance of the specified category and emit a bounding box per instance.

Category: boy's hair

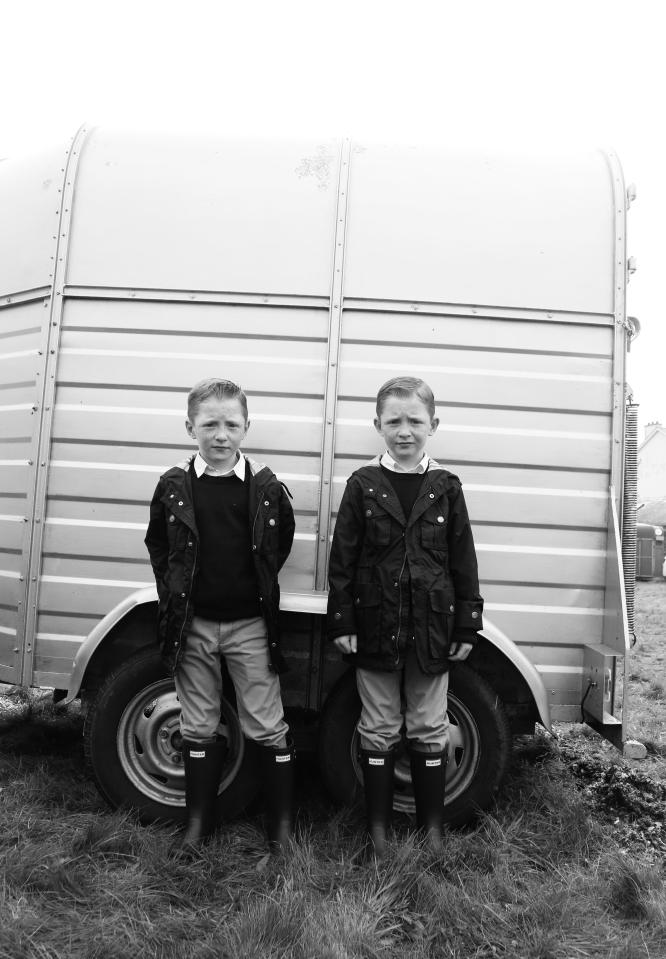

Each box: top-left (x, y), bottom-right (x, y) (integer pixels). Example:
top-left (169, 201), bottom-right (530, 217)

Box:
top-left (187, 378), bottom-right (249, 422)
top-left (375, 377), bottom-right (436, 421)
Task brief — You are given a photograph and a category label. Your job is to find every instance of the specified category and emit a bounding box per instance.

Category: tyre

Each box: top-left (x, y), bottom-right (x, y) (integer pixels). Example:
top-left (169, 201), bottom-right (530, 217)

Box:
top-left (318, 662), bottom-right (512, 827)
top-left (83, 647), bottom-right (261, 823)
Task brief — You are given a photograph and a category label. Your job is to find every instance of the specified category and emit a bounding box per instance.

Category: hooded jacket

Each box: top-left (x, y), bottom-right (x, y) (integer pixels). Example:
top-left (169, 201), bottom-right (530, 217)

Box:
top-left (327, 457), bottom-right (483, 674)
top-left (145, 454), bottom-right (295, 673)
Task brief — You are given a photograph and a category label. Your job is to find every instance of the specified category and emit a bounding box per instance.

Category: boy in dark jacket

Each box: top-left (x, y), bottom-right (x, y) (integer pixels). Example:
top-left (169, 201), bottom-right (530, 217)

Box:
top-left (327, 376), bottom-right (483, 856)
top-left (145, 378), bottom-right (295, 850)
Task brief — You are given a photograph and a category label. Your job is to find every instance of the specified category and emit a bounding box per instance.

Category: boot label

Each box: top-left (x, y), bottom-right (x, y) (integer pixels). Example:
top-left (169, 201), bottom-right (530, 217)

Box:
top-left (425, 759), bottom-right (442, 767)
top-left (190, 751), bottom-right (206, 759)
top-left (276, 754), bottom-right (291, 763)
top-left (368, 758), bottom-right (385, 766)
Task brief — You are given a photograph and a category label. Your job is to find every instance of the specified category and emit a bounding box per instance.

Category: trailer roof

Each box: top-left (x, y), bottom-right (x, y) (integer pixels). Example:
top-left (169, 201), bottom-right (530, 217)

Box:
top-left (1, 129), bottom-right (623, 315)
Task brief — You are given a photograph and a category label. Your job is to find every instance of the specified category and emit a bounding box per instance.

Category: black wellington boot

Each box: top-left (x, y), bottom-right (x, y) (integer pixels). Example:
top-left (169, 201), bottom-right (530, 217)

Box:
top-left (181, 738), bottom-right (226, 847)
top-left (359, 747), bottom-right (395, 859)
top-left (259, 741), bottom-right (295, 853)
top-left (409, 745), bottom-right (448, 852)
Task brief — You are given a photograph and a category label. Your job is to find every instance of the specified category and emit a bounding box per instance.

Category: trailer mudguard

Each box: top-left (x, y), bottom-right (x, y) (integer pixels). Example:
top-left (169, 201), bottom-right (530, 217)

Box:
top-left (62, 588), bottom-right (551, 732)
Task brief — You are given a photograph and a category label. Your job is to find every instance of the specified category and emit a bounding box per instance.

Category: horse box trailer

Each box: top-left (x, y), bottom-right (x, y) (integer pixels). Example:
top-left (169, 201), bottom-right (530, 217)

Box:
top-left (0, 127), bottom-right (638, 825)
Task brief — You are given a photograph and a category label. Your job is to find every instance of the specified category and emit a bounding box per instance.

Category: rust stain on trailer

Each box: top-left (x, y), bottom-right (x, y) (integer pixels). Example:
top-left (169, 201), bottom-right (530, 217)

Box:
top-left (295, 144), bottom-right (336, 191)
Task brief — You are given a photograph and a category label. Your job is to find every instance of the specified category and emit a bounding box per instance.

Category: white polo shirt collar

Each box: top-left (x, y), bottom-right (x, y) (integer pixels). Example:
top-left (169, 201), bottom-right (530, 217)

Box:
top-left (193, 451), bottom-right (246, 480)
top-left (380, 450), bottom-right (430, 474)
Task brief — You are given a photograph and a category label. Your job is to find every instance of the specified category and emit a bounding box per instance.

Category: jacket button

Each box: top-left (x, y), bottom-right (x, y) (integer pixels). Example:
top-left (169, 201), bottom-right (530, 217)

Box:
top-left (394, 582), bottom-right (399, 587)
top-left (365, 509), bottom-right (372, 517)
top-left (169, 515), bottom-right (175, 523)
top-left (187, 541), bottom-right (192, 547)
top-left (437, 516), bottom-right (444, 523)
top-left (354, 598), bottom-right (360, 605)
top-left (180, 592), bottom-right (186, 598)
top-left (450, 604), bottom-right (455, 612)
top-left (178, 501), bottom-right (183, 506)
top-left (368, 488), bottom-right (374, 493)
top-left (334, 612), bottom-right (342, 620)
top-left (264, 500), bottom-right (270, 506)
top-left (271, 642), bottom-right (277, 648)
top-left (174, 642), bottom-right (179, 647)
top-left (429, 493), bottom-right (435, 499)
top-left (269, 518), bottom-right (276, 527)
top-left (170, 493), bottom-right (175, 498)
top-left (253, 545), bottom-right (257, 551)
top-left (472, 610), bottom-right (479, 619)
top-left (382, 493), bottom-right (388, 498)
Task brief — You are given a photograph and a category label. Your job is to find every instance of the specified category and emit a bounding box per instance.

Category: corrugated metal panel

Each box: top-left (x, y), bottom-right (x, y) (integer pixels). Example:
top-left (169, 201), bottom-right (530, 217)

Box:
top-left (0, 299), bottom-right (44, 682)
top-left (331, 303), bottom-right (616, 663)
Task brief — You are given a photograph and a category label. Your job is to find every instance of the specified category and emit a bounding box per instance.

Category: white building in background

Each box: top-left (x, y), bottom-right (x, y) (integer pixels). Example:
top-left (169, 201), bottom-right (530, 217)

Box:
top-left (637, 422), bottom-right (666, 500)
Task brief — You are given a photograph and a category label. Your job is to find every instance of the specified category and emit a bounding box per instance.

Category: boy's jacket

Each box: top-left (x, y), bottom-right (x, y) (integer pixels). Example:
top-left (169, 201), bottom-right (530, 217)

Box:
top-left (145, 454), bottom-right (295, 673)
top-left (327, 457), bottom-right (483, 674)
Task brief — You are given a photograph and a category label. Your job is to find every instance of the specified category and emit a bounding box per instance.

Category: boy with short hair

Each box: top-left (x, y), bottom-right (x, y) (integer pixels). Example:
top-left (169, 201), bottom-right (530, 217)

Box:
top-left (327, 376), bottom-right (483, 855)
top-left (145, 378), bottom-right (295, 850)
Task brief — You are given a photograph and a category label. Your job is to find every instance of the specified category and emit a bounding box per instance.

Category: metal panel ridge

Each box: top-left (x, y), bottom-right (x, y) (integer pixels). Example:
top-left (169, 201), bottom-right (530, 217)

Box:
top-left (20, 122), bottom-right (91, 686)
top-left (602, 148), bottom-right (628, 519)
top-left (315, 139), bottom-right (351, 590)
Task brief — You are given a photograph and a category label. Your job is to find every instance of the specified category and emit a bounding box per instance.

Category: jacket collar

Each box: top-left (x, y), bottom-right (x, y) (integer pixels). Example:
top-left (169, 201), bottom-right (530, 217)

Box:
top-left (354, 460), bottom-right (456, 527)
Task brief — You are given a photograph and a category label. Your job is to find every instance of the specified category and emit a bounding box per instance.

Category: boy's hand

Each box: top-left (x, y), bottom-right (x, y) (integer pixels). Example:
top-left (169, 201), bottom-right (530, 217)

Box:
top-left (448, 641), bottom-right (473, 662)
top-left (334, 634), bottom-right (358, 655)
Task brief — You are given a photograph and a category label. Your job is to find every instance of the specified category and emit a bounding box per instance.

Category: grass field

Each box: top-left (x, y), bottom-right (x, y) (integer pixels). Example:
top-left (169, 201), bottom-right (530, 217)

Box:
top-left (1, 582), bottom-right (664, 959)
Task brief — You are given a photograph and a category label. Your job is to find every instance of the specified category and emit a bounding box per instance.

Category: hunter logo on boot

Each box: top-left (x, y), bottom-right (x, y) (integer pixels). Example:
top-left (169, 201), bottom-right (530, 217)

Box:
top-left (368, 757), bottom-right (385, 766)
top-left (275, 754), bottom-right (291, 763)
top-left (190, 751), bottom-right (206, 759)
top-left (425, 758), bottom-right (441, 767)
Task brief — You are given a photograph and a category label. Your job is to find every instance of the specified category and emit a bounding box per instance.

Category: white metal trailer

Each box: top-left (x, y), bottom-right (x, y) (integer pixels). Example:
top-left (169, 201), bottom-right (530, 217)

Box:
top-left (0, 127), bottom-right (637, 824)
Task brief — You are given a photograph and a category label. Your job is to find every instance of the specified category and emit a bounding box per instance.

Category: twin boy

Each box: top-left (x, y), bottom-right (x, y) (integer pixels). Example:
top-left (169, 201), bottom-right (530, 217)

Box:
top-left (145, 376), bottom-right (483, 856)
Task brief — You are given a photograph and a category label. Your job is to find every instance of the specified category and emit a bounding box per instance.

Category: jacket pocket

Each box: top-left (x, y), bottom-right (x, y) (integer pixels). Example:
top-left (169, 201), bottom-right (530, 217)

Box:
top-left (427, 589), bottom-right (455, 659)
top-left (166, 513), bottom-right (190, 552)
top-left (364, 512), bottom-right (391, 548)
top-left (353, 582), bottom-right (383, 651)
top-left (421, 518), bottom-right (448, 551)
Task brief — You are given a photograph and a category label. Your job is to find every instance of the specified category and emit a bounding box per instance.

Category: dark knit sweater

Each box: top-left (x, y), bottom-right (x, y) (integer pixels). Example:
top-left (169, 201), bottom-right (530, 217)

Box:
top-left (380, 465), bottom-right (425, 520)
top-left (190, 467), bottom-right (260, 621)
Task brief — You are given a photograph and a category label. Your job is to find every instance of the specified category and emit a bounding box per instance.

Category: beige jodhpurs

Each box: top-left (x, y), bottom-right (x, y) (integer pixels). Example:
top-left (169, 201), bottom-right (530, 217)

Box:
top-left (175, 614), bottom-right (289, 748)
top-left (356, 646), bottom-right (449, 752)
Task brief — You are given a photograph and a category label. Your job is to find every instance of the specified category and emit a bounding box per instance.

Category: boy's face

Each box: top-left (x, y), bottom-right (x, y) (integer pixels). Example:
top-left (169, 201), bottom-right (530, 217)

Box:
top-left (374, 394), bottom-right (438, 469)
top-left (186, 396), bottom-right (249, 472)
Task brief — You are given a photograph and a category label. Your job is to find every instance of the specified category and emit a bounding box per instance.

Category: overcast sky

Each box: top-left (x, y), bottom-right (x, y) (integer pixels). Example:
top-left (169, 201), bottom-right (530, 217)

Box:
top-left (2, 0), bottom-right (663, 434)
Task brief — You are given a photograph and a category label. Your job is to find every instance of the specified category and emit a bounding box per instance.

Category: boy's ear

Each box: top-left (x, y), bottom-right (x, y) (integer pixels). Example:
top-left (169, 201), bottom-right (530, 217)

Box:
top-left (430, 417), bottom-right (440, 435)
top-left (373, 417), bottom-right (382, 434)
top-left (185, 419), bottom-right (195, 439)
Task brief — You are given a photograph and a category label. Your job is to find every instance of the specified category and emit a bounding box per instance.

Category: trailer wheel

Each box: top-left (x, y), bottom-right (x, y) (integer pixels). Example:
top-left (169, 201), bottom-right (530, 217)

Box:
top-left (83, 647), bottom-right (260, 823)
top-left (318, 662), bottom-right (511, 827)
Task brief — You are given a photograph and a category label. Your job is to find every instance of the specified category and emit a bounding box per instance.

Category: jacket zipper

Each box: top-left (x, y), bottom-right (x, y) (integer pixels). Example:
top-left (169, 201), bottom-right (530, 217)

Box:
top-left (394, 538), bottom-right (407, 665)
top-left (251, 479), bottom-right (267, 556)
